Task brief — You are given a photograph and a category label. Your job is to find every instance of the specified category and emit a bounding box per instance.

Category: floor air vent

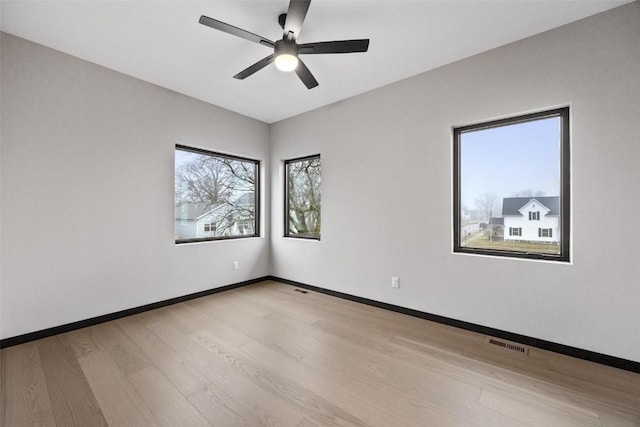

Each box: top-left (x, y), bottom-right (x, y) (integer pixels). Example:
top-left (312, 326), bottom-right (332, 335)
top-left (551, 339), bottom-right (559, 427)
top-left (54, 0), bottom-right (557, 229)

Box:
top-left (293, 289), bottom-right (308, 294)
top-left (487, 338), bottom-right (529, 355)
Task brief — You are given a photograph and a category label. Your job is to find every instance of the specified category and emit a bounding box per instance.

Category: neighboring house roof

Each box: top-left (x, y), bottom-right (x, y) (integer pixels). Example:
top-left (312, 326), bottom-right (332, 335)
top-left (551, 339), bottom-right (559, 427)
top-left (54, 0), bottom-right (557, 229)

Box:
top-left (232, 193), bottom-right (255, 207)
top-left (489, 217), bottom-right (504, 225)
top-left (502, 197), bottom-right (560, 216)
top-left (175, 202), bottom-right (224, 220)
top-left (176, 195), bottom-right (252, 220)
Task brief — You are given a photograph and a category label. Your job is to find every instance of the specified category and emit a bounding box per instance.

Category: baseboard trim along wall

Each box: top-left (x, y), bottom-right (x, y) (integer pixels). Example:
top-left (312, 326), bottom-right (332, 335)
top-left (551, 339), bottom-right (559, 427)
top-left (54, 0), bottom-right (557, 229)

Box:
top-left (2, 275), bottom-right (639, 374)
top-left (267, 276), bottom-right (640, 374)
top-left (0, 277), bottom-right (269, 349)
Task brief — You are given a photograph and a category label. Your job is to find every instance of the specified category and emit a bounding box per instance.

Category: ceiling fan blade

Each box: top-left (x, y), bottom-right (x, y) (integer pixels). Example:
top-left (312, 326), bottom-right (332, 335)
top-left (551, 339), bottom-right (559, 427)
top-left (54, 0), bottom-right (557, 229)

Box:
top-left (295, 59), bottom-right (319, 89)
top-left (298, 39), bottom-right (370, 54)
top-left (199, 15), bottom-right (275, 47)
top-left (283, 0), bottom-right (311, 40)
top-left (233, 55), bottom-right (275, 80)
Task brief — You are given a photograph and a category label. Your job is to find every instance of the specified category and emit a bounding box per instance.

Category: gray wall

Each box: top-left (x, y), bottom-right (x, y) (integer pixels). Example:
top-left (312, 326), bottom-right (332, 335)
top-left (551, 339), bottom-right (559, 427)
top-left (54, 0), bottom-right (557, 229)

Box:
top-left (0, 33), bottom-right (270, 339)
top-left (270, 3), bottom-right (640, 362)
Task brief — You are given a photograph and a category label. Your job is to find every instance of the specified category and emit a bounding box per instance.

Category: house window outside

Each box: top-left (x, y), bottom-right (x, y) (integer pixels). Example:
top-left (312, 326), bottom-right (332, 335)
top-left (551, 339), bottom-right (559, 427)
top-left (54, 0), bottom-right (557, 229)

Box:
top-left (539, 228), bottom-right (553, 238)
top-left (237, 219), bottom-right (254, 234)
top-left (509, 227), bottom-right (522, 237)
top-left (453, 107), bottom-right (570, 261)
top-left (175, 145), bottom-right (260, 243)
top-left (285, 155), bottom-right (321, 239)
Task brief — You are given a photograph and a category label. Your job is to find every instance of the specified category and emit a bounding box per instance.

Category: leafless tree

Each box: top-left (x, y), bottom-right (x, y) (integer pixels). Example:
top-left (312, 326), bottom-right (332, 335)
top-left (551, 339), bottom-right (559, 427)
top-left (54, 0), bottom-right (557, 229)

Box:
top-left (287, 158), bottom-right (321, 236)
top-left (175, 156), bottom-right (234, 205)
top-left (474, 192), bottom-right (498, 221)
top-left (175, 153), bottom-right (257, 237)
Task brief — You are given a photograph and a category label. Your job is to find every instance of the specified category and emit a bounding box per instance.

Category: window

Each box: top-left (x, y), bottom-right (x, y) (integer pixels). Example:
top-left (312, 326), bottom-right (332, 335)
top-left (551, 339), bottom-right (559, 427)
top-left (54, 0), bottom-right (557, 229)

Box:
top-left (453, 107), bottom-right (570, 261)
top-left (539, 228), bottom-right (553, 238)
top-left (237, 219), bottom-right (254, 234)
top-left (285, 155), bottom-right (321, 239)
top-left (175, 145), bottom-right (259, 243)
top-left (509, 227), bottom-right (522, 237)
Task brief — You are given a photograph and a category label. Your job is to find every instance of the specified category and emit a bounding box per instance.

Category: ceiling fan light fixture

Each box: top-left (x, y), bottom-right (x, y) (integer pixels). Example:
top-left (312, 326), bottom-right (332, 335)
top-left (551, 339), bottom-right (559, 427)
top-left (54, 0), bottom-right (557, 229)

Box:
top-left (274, 39), bottom-right (298, 72)
top-left (275, 53), bottom-right (299, 72)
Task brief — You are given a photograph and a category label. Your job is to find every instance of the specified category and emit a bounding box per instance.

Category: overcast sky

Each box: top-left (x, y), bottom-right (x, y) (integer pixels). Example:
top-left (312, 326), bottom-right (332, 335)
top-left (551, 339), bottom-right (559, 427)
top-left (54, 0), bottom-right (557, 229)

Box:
top-left (460, 116), bottom-right (561, 212)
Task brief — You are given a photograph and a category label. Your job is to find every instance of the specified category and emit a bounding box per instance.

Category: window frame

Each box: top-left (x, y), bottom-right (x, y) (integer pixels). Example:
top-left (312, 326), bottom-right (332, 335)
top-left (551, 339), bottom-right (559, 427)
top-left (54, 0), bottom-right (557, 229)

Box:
top-left (284, 154), bottom-right (321, 240)
top-left (175, 144), bottom-right (260, 244)
top-left (453, 107), bottom-right (570, 262)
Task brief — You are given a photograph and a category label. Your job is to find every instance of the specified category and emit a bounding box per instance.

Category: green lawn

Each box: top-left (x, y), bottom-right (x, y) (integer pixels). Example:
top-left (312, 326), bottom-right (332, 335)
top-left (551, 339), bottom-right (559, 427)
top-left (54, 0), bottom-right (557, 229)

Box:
top-left (462, 233), bottom-right (560, 254)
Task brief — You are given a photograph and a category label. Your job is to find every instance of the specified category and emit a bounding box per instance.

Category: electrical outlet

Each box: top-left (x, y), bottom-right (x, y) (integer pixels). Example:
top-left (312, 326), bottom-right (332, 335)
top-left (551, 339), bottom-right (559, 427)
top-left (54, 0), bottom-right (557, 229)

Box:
top-left (233, 261), bottom-right (239, 271)
top-left (391, 277), bottom-right (400, 288)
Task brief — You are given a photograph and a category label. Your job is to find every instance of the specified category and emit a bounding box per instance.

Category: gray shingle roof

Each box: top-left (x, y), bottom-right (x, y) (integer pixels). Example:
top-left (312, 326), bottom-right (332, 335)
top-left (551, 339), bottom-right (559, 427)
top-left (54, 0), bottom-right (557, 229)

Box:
top-left (232, 193), bottom-right (255, 207)
top-left (175, 202), bottom-right (223, 220)
top-left (489, 217), bottom-right (504, 225)
top-left (502, 196), bottom-right (560, 216)
top-left (175, 195), bottom-right (253, 220)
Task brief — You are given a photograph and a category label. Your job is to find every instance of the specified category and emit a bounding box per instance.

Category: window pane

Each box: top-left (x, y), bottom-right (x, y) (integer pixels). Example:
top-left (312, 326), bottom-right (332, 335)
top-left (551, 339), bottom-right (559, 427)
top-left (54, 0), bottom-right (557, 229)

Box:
top-left (175, 146), bottom-right (259, 243)
top-left (454, 108), bottom-right (570, 261)
top-left (285, 155), bottom-right (321, 239)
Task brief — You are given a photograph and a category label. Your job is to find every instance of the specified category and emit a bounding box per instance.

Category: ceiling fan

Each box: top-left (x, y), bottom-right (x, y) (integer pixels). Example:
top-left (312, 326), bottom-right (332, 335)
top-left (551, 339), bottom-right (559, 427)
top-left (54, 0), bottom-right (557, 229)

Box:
top-left (199, 0), bottom-right (370, 89)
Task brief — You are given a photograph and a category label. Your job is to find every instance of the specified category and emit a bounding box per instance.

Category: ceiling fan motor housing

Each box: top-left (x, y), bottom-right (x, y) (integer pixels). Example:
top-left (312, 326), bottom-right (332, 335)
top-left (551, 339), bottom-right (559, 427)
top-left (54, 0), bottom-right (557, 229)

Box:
top-left (275, 39), bottom-right (298, 58)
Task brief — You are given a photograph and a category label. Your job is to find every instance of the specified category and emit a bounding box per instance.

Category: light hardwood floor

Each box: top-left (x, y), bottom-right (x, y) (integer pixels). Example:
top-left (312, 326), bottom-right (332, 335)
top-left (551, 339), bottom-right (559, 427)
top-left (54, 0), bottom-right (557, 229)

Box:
top-left (2, 280), bottom-right (639, 426)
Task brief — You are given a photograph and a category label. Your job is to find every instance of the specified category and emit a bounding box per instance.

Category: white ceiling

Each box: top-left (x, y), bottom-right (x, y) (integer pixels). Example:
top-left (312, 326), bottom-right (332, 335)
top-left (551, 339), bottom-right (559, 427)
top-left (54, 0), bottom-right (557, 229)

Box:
top-left (1, 0), bottom-right (632, 123)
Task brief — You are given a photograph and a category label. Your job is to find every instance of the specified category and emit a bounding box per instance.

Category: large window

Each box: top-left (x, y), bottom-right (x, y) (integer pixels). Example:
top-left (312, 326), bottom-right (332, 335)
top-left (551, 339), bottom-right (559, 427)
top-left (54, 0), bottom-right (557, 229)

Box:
top-left (175, 145), bottom-right (259, 243)
top-left (453, 108), bottom-right (570, 261)
top-left (285, 155), bottom-right (321, 239)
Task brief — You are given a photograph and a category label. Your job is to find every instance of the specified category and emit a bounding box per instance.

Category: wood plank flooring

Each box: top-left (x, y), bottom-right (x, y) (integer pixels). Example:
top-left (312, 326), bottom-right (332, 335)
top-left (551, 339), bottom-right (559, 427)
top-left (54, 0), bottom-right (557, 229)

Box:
top-left (2, 280), bottom-right (639, 426)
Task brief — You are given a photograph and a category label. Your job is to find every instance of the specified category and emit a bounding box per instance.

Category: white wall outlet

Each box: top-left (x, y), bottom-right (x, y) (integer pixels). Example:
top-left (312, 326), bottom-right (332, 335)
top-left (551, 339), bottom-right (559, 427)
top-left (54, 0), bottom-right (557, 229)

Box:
top-left (391, 277), bottom-right (400, 288)
top-left (233, 261), bottom-right (239, 271)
